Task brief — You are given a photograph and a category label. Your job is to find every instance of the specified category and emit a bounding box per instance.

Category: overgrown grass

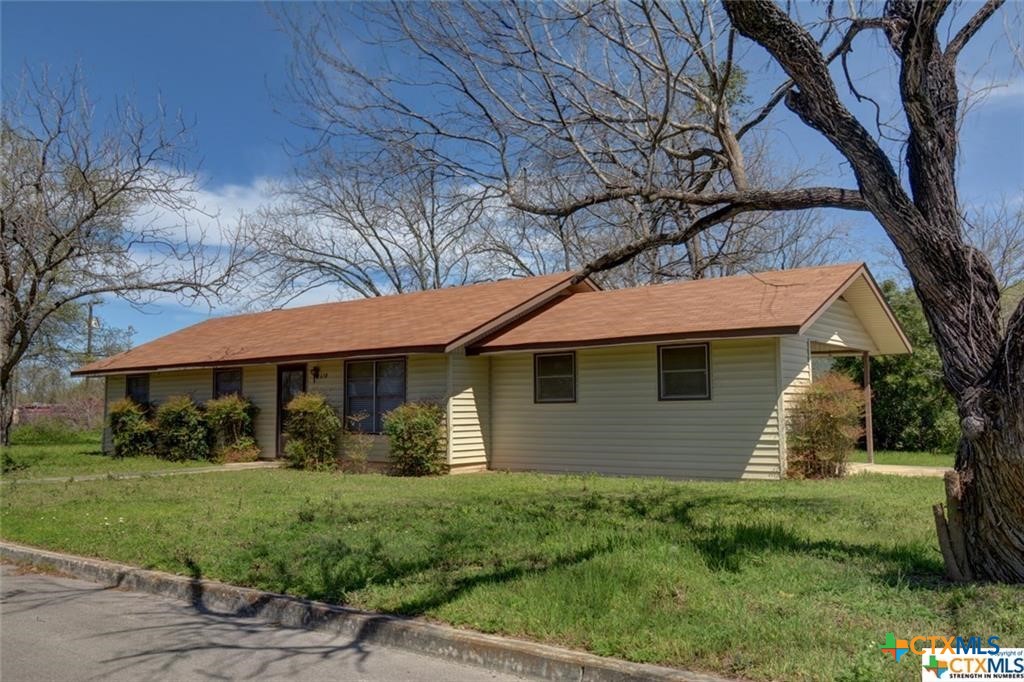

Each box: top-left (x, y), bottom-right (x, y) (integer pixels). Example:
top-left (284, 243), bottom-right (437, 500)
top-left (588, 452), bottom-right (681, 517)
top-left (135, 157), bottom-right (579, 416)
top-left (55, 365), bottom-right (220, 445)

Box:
top-left (850, 450), bottom-right (954, 467)
top-left (2, 471), bottom-right (1019, 681)
top-left (10, 422), bottom-right (101, 445)
top-left (0, 438), bottom-right (202, 480)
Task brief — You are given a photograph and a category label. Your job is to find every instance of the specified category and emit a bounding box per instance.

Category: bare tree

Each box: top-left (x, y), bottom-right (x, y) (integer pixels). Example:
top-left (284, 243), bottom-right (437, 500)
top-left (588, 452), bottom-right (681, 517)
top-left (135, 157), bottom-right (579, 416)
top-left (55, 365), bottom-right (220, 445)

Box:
top-left (280, 1), bottom-right (852, 289)
top-left (237, 148), bottom-right (496, 303)
top-left (0, 67), bottom-right (231, 445)
top-left (965, 195), bottom-right (1024, 291)
top-left (281, 0), bottom-right (1023, 581)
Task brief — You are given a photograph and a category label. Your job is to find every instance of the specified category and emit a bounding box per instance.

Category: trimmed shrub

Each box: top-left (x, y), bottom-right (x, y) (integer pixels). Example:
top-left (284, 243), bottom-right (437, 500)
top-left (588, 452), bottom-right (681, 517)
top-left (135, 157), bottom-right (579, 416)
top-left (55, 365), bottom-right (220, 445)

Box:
top-left (787, 372), bottom-right (864, 479)
top-left (108, 398), bottom-right (154, 458)
top-left (153, 395), bottom-right (210, 461)
top-left (205, 394), bottom-right (260, 460)
top-left (283, 392), bottom-right (342, 470)
top-left (383, 402), bottom-right (448, 476)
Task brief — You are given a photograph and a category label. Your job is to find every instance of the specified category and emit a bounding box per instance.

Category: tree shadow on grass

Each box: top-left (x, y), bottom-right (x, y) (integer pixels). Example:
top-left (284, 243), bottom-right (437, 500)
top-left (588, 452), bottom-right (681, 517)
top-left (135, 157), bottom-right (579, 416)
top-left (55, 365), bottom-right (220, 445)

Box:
top-left (691, 520), bottom-right (945, 587)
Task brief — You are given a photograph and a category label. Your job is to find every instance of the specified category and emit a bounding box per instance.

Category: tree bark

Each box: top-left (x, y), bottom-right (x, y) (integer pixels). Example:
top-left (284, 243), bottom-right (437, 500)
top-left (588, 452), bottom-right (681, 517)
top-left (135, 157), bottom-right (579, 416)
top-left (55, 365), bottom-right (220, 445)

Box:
top-left (0, 368), bottom-right (13, 447)
top-left (723, 0), bottom-right (1023, 582)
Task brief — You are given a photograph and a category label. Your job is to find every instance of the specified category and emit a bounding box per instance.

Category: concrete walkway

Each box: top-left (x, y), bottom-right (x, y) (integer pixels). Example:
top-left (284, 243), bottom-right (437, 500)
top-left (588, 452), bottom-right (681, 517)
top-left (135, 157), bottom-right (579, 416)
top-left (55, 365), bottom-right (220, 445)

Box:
top-left (0, 564), bottom-right (522, 682)
top-left (3, 460), bottom-right (282, 485)
top-left (847, 462), bottom-right (952, 478)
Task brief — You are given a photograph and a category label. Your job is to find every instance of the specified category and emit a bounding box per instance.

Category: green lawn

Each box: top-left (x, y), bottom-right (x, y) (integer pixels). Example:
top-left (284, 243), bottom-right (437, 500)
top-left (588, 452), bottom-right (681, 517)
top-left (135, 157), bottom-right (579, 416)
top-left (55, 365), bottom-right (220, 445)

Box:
top-left (849, 450), bottom-right (954, 467)
top-left (1, 471), bottom-right (1019, 681)
top-left (1, 437), bottom-right (204, 480)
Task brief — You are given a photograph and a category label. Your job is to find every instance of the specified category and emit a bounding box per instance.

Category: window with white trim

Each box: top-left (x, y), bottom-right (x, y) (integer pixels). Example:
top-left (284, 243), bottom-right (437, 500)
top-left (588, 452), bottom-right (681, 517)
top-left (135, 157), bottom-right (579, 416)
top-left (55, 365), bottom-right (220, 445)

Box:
top-left (658, 344), bottom-right (709, 400)
top-left (534, 352), bottom-right (575, 403)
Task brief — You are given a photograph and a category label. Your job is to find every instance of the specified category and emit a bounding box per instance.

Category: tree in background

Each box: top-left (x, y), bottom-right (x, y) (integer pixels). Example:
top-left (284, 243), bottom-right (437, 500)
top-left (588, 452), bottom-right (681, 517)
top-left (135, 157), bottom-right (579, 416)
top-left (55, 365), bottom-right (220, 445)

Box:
top-left (269, 0), bottom-right (852, 300)
top-left (834, 283), bottom-right (959, 454)
top-left (1, 67), bottom-right (234, 445)
top-left (236, 147), bottom-right (496, 304)
top-left (14, 300), bottom-right (132, 405)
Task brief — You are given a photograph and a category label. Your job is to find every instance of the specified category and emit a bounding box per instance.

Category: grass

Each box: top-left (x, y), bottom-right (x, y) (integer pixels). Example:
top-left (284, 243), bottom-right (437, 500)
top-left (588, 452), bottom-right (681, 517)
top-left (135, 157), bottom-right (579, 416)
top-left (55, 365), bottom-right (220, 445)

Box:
top-left (0, 435), bottom-right (206, 480)
top-left (849, 450), bottom-right (954, 467)
top-left (2, 471), bottom-right (1020, 681)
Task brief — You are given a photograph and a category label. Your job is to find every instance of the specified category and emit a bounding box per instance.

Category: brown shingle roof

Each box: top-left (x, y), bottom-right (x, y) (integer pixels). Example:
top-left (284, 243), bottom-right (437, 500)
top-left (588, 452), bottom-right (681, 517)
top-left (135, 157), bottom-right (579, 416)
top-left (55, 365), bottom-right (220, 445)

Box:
top-left (73, 272), bottom-right (575, 375)
top-left (472, 263), bottom-right (866, 353)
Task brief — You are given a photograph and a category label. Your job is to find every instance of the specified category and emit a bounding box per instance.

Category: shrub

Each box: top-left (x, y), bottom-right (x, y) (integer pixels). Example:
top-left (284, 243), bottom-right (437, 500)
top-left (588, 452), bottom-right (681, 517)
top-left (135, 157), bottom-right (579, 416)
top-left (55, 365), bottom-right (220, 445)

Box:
top-left (217, 436), bottom-right (261, 463)
top-left (153, 395), bottom-right (210, 461)
top-left (339, 412), bottom-right (374, 473)
top-left (787, 372), bottom-right (864, 479)
top-left (205, 394), bottom-right (260, 460)
top-left (383, 402), bottom-right (448, 476)
top-left (283, 392), bottom-right (342, 471)
top-left (10, 418), bottom-right (94, 445)
top-left (108, 398), bottom-right (154, 458)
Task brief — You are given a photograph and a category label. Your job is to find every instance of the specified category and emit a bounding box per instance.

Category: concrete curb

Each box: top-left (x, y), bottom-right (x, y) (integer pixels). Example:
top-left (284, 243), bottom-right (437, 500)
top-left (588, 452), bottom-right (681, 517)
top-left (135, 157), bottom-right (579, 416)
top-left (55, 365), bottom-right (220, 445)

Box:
top-left (0, 541), bottom-right (726, 682)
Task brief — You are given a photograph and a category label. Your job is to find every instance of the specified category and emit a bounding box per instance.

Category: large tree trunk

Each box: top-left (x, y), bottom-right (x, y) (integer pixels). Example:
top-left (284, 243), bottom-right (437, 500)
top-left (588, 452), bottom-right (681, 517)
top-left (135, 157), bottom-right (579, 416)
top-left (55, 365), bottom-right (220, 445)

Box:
top-left (0, 372), bottom-right (13, 447)
top-left (722, 0), bottom-right (1024, 582)
top-left (952, 426), bottom-right (1024, 582)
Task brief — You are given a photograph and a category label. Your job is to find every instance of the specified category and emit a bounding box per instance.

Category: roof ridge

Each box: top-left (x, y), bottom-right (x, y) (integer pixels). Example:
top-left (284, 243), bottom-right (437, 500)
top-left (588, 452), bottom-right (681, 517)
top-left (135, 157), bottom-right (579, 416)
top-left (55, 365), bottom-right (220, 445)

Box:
top-left (193, 271), bottom-right (576, 324)
top-left (561, 262), bottom-right (866, 297)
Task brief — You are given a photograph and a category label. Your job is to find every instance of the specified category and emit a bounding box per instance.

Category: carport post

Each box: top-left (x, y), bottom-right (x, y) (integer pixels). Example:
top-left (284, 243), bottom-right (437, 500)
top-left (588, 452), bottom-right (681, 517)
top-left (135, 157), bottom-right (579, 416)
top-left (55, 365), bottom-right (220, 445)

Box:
top-left (863, 351), bottom-right (874, 464)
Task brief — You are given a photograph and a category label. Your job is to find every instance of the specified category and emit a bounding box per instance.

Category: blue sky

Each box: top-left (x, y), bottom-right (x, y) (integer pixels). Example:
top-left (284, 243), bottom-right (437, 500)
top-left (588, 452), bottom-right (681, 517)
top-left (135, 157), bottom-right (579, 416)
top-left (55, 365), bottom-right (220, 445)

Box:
top-left (3, 1), bottom-right (1022, 347)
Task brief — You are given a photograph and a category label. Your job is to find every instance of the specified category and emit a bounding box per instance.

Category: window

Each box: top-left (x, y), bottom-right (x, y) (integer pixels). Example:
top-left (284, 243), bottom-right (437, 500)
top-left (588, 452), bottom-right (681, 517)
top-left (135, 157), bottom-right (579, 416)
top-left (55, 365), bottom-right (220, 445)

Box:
top-left (659, 344), bottom-right (710, 400)
top-left (125, 374), bottom-right (150, 404)
top-left (534, 352), bottom-right (575, 403)
top-left (213, 368), bottom-right (243, 397)
top-left (345, 358), bottom-right (406, 433)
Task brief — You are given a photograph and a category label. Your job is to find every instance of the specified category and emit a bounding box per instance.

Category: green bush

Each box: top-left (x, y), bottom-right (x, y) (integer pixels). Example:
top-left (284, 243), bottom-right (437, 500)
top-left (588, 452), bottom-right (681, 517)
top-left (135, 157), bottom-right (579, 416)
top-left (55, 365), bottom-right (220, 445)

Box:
top-left (283, 392), bottom-right (342, 471)
top-left (205, 394), bottom-right (260, 460)
top-left (10, 418), bottom-right (96, 445)
top-left (833, 282), bottom-right (959, 452)
top-left (153, 395), bottom-right (210, 461)
top-left (383, 402), bottom-right (448, 476)
top-left (108, 398), bottom-right (155, 458)
top-left (787, 373), bottom-right (864, 479)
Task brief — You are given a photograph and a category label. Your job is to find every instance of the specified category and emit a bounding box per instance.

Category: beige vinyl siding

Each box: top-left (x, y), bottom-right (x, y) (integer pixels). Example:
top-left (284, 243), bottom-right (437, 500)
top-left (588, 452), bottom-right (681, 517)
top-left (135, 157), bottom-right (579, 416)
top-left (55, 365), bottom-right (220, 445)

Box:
top-left (490, 339), bottom-right (782, 480)
top-left (806, 297), bottom-right (877, 352)
top-left (300, 354), bottom-right (448, 463)
top-left (779, 336), bottom-right (813, 415)
top-left (839, 274), bottom-right (907, 354)
top-left (446, 350), bottom-right (491, 468)
top-left (244, 365), bottom-right (277, 459)
top-left (408, 354), bottom-right (448, 403)
top-left (102, 375), bottom-right (126, 453)
top-left (149, 369), bottom-right (213, 405)
top-left (777, 336), bottom-right (813, 474)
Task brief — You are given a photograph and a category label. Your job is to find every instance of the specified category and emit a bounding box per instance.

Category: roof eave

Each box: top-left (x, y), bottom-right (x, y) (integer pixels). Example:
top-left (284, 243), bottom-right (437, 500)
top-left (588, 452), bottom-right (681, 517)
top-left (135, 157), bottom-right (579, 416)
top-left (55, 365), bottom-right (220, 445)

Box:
top-left (70, 344), bottom-right (449, 377)
top-left (796, 264), bottom-right (913, 356)
top-left (469, 326), bottom-right (803, 355)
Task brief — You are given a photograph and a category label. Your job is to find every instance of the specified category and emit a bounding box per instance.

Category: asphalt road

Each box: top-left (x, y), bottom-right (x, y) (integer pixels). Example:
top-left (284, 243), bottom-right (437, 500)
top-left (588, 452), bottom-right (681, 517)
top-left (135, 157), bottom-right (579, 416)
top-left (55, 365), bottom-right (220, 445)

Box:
top-left (0, 564), bottom-right (526, 682)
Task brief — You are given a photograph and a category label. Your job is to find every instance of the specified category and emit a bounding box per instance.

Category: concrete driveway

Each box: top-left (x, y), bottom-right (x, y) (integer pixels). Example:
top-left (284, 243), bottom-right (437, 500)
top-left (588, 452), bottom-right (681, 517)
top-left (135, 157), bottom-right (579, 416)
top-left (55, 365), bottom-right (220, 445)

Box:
top-left (0, 564), bottom-right (524, 681)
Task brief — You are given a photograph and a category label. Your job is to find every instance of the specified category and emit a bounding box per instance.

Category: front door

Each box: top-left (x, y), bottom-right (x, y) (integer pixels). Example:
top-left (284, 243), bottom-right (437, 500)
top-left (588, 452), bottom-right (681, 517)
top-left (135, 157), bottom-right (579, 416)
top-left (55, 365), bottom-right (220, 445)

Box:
top-left (277, 364), bottom-right (307, 457)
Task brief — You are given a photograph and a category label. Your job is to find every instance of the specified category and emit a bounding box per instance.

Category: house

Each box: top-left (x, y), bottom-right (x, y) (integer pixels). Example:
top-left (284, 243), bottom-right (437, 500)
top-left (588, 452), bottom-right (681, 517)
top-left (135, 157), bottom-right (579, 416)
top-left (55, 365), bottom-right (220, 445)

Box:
top-left (73, 262), bottom-right (910, 480)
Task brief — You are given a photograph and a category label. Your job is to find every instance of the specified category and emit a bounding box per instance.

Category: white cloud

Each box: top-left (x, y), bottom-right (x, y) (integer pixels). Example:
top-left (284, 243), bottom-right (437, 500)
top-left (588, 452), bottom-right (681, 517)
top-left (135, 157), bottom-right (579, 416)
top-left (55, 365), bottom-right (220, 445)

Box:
top-left (131, 175), bottom-right (284, 248)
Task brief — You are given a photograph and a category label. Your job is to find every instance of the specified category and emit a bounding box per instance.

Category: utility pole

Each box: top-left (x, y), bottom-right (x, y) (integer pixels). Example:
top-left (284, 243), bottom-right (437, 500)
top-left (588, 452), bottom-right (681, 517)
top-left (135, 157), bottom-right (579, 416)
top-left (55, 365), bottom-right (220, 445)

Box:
top-left (85, 300), bottom-right (100, 389)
